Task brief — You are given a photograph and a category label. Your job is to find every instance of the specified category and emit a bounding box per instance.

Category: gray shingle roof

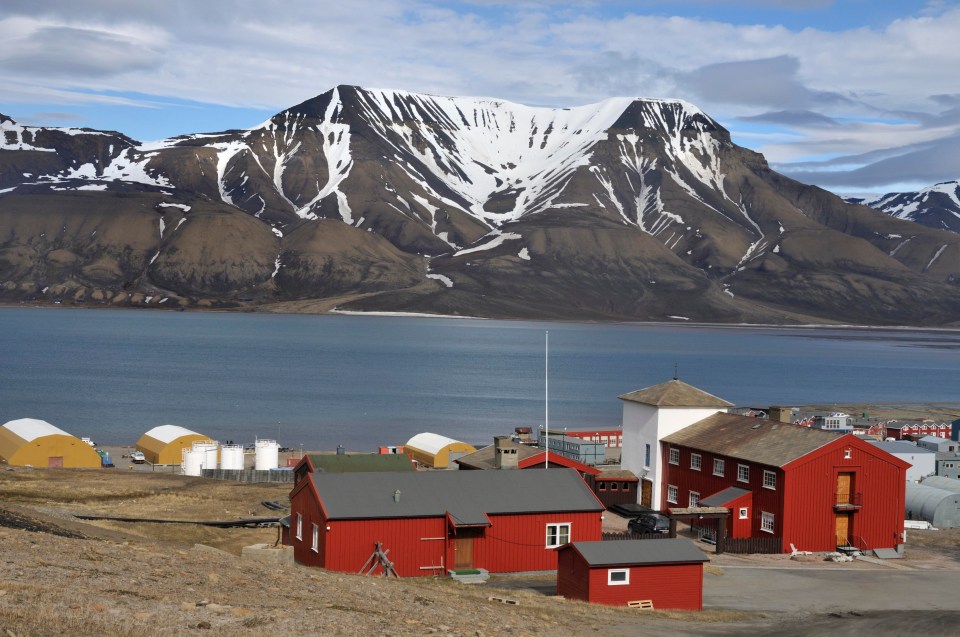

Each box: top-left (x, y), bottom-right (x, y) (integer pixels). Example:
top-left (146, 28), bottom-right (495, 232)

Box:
top-left (699, 486), bottom-right (750, 507)
top-left (310, 468), bottom-right (603, 522)
top-left (618, 379), bottom-right (733, 408)
top-left (661, 413), bottom-right (840, 467)
top-left (568, 538), bottom-right (708, 566)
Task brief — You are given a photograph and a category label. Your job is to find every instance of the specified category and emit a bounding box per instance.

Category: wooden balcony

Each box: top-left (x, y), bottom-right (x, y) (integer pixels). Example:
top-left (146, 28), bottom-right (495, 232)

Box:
top-left (834, 492), bottom-right (862, 510)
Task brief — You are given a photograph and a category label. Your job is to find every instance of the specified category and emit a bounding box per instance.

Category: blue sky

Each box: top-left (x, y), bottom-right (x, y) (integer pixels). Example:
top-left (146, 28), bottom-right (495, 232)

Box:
top-left (2, 0), bottom-right (958, 195)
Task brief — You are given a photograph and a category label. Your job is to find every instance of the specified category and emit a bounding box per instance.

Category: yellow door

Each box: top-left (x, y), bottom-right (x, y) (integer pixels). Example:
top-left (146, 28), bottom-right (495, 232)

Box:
top-left (836, 472), bottom-right (853, 506)
top-left (835, 512), bottom-right (851, 546)
top-left (454, 537), bottom-right (473, 569)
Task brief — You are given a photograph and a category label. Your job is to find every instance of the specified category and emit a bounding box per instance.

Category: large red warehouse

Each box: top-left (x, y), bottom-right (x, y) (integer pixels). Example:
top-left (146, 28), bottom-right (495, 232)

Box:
top-left (290, 468), bottom-right (604, 576)
top-left (557, 538), bottom-right (709, 609)
top-left (660, 413), bottom-right (909, 553)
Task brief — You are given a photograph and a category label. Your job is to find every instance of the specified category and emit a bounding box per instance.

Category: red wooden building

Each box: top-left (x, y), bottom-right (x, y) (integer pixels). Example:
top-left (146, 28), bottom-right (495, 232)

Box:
top-left (556, 538), bottom-right (708, 609)
top-left (289, 468), bottom-right (604, 576)
top-left (885, 420), bottom-right (952, 441)
top-left (661, 413), bottom-right (908, 553)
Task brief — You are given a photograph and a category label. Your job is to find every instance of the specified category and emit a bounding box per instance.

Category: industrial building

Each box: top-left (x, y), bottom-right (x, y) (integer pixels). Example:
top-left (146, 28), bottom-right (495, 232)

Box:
top-left (556, 538), bottom-right (709, 609)
top-left (135, 425), bottom-right (212, 465)
top-left (403, 433), bottom-right (476, 468)
top-left (906, 482), bottom-right (960, 528)
top-left (0, 418), bottom-right (102, 468)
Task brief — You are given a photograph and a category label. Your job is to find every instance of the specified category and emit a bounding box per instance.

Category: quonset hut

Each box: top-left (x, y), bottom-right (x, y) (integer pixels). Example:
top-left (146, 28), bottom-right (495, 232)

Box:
top-left (905, 483), bottom-right (960, 528)
top-left (404, 433), bottom-right (476, 468)
top-left (135, 425), bottom-right (211, 465)
top-left (0, 418), bottom-right (102, 468)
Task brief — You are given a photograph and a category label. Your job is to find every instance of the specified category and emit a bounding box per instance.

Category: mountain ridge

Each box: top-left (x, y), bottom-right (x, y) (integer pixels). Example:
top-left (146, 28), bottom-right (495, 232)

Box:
top-left (1, 85), bottom-right (959, 325)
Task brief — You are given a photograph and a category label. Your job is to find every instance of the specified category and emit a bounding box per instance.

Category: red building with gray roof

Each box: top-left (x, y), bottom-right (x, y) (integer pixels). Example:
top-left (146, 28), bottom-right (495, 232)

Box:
top-left (289, 468), bottom-right (604, 576)
top-left (660, 412), bottom-right (909, 553)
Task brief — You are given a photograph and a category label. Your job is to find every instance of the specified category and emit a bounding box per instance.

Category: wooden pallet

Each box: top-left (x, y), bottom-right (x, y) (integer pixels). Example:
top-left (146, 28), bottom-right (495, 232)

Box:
top-left (488, 596), bottom-right (519, 605)
top-left (627, 600), bottom-right (654, 609)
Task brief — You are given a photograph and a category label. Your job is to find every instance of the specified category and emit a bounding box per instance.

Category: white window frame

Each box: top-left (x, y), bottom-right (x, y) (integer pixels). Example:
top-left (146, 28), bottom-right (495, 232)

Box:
top-left (689, 491), bottom-right (700, 507)
top-left (691, 453), bottom-right (702, 471)
top-left (546, 523), bottom-right (571, 548)
top-left (667, 484), bottom-right (678, 504)
top-left (311, 523), bottom-right (319, 553)
top-left (607, 568), bottom-right (630, 586)
top-left (668, 447), bottom-right (680, 465)
top-left (295, 513), bottom-right (303, 541)
top-left (761, 511), bottom-right (775, 534)
top-left (738, 507), bottom-right (749, 520)
top-left (713, 458), bottom-right (725, 477)
top-left (737, 464), bottom-right (750, 483)
top-left (762, 470), bottom-right (776, 490)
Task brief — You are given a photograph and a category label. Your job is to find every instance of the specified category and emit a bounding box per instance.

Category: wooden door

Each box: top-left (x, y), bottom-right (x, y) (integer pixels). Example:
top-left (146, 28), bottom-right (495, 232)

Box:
top-left (454, 537), bottom-right (474, 569)
top-left (835, 512), bottom-right (851, 546)
top-left (47, 456), bottom-right (63, 468)
top-left (641, 479), bottom-right (652, 508)
top-left (836, 472), bottom-right (853, 505)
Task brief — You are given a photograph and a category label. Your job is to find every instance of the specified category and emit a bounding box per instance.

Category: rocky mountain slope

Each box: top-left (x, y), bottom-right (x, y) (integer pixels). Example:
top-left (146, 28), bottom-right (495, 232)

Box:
top-left (851, 181), bottom-right (960, 233)
top-left (2, 87), bottom-right (960, 325)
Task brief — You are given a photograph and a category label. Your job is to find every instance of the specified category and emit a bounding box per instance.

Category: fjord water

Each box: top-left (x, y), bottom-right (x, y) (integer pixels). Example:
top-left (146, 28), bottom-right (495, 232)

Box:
top-left (3, 307), bottom-right (960, 451)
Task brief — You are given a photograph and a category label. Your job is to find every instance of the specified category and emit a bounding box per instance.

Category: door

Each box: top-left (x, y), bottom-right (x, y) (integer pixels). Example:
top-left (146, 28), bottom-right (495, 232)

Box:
top-left (454, 536), bottom-right (474, 569)
top-left (835, 512), bottom-right (851, 547)
top-left (640, 479), bottom-right (653, 508)
top-left (836, 472), bottom-right (853, 506)
top-left (47, 456), bottom-right (63, 468)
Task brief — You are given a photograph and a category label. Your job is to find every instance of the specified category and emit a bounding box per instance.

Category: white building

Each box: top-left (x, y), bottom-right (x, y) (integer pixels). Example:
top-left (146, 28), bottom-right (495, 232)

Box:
top-left (619, 379), bottom-right (732, 510)
top-left (868, 440), bottom-right (936, 482)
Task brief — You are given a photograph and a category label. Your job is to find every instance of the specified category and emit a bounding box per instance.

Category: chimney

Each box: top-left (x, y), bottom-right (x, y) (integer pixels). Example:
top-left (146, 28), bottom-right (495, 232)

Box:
top-left (494, 436), bottom-right (519, 470)
top-left (393, 489), bottom-right (401, 503)
top-left (768, 406), bottom-right (792, 423)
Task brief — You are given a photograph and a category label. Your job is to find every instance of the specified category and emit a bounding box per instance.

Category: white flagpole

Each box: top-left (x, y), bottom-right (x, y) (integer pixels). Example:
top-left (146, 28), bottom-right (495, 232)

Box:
top-left (545, 330), bottom-right (549, 469)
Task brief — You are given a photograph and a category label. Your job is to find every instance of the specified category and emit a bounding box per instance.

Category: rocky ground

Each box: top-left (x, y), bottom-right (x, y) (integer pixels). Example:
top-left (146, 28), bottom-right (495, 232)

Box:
top-left (1, 467), bottom-right (959, 636)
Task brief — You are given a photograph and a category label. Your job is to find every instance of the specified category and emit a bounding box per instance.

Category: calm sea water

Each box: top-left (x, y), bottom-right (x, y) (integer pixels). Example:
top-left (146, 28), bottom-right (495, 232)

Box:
top-left (3, 308), bottom-right (960, 451)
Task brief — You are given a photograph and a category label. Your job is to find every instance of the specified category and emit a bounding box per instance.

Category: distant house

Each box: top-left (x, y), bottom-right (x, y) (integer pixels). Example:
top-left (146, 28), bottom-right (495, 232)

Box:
top-left (289, 468), bottom-right (604, 576)
top-left (812, 413), bottom-right (853, 434)
top-left (868, 441), bottom-right (936, 482)
top-left (885, 420), bottom-right (952, 441)
top-left (292, 452), bottom-right (414, 486)
top-left (661, 412), bottom-right (909, 553)
top-left (538, 426), bottom-right (623, 448)
top-left (916, 436), bottom-right (960, 454)
top-left (619, 379), bottom-right (733, 509)
top-left (538, 432), bottom-right (606, 465)
top-left (556, 538), bottom-right (708, 609)
top-left (591, 469), bottom-right (640, 509)
top-left (403, 433), bottom-right (476, 468)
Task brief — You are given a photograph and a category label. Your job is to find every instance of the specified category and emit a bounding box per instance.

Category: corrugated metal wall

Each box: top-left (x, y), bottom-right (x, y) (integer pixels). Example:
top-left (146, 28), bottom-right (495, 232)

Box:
top-left (473, 512), bottom-right (602, 573)
top-left (587, 563), bottom-right (703, 609)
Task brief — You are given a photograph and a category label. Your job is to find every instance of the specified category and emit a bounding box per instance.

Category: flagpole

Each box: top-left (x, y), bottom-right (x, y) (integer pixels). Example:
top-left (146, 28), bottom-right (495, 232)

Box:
top-left (545, 330), bottom-right (549, 469)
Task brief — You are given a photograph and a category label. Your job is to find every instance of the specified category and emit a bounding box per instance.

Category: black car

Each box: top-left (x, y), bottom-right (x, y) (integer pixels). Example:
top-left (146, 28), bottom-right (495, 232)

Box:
top-left (628, 513), bottom-right (671, 535)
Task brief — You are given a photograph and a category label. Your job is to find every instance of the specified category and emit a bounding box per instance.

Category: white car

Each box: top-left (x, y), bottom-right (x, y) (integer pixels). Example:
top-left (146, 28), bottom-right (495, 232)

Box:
top-left (130, 451), bottom-right (145, 464)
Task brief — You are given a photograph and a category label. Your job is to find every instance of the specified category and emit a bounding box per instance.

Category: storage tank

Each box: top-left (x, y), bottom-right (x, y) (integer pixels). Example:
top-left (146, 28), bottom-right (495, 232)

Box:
top-left (220, 444), bottom-right (245, 471)
top-left (192, 441), bottom-right (219, 470)
top-left (182, 448), bottom-right (204, 476)
top-left (254, 439), bottom-right (279, 470)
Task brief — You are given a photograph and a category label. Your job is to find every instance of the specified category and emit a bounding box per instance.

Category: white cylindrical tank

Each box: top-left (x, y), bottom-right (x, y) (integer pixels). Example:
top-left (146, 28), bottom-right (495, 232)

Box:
top-left (220, 444), bottom-right (244, 471)
top-left (254, 439), bottom-right (279, 470)
top-left (192, 441), bottom-right (219, 470)
top-left (182, 448), bottom-right (204, 476)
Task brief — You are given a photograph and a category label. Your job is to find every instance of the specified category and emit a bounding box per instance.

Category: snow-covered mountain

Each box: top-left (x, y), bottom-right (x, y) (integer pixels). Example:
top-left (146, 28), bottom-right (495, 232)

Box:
top-left (852, 181), bottom-right (960, 233)
top-left (2, 86), bottom-right (960, 325)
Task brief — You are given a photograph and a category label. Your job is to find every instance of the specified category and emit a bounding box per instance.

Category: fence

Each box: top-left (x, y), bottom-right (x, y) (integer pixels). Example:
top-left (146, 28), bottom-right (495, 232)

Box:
top-left (602, 531), bottom-right (673, 541)
top-left (201, 468), bottom-right (295, 483)
top-left (721, 536), bottom-right (782, 554)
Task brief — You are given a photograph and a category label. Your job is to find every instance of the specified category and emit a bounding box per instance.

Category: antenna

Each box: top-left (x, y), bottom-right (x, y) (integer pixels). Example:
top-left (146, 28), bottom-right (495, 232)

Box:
top-left (673, 363), bottom-right (679, 380)
top-left (545, 330), bottom-right (549, 470)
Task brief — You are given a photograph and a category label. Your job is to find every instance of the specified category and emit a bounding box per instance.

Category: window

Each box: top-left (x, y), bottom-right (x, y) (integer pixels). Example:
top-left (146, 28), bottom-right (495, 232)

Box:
top-left (644, 443), bottom-right (651, 467)
top-left (607, 569), bottom-right (630, 586)
top-left (689, 491), bottom-right (700, 507)
top-left (737, 464), bottom-right (750, 483)
top-left (762, 470), bottom-right (776, 490)
top-left (621, 482), bottom-right (631, 492)
top-left (761, 512), bottom-right (775, 534)
top-left (713, 458), bottom-right (725, 477)
top-left (844, 448), bottom-right (852, 459)
top-left (667, 485), bottom-right (678, 504)
top-left (295, 513), bottom-right (303, 541)
top-left (546, 523), bottom-right (571, 548)
top-left (739, 507), bottom-right (749, 519)
top-left (598, 482), bottom-right (607, 491)
top-left (611, 482), bottom-right (619, 491)
top-left (669, 447), bottom-right (680, 465)
top-left (311, 523), bottom-right (319, 553)
top-left (691, 453), bottom-right (702, 471)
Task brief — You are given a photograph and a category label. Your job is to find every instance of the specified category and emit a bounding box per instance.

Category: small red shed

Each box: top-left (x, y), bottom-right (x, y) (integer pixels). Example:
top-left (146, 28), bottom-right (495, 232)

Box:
top-left (557, 539), bottom-right (709, 609)
top-left (290, 467), bottom-right (604, 576)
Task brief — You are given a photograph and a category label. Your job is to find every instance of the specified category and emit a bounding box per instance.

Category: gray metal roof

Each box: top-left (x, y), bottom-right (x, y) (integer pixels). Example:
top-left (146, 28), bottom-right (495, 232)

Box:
top-left (568, 538), bottom-right (708, 566)
top-left (455, 443), bottom-right (542, 470)
top-left (662, 413), bottom-right (840, 467)
top-left (868, 441), bottom-right (935, 455)
top-left (310, 467), bottom-right (603, 522)
top-left (700, 486), bottom-right (750, 507)
top-left (619, 379), bottom-right (733, 408)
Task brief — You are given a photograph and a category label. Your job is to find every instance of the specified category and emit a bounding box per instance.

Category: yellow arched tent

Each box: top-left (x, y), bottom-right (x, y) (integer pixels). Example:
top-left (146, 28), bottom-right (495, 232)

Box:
top-left (136, 425), bottom-right (212, 465)
top-left (0, 418), bottom-right (102, 468)
top-left (404, 433), bottom-right (477, 468)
